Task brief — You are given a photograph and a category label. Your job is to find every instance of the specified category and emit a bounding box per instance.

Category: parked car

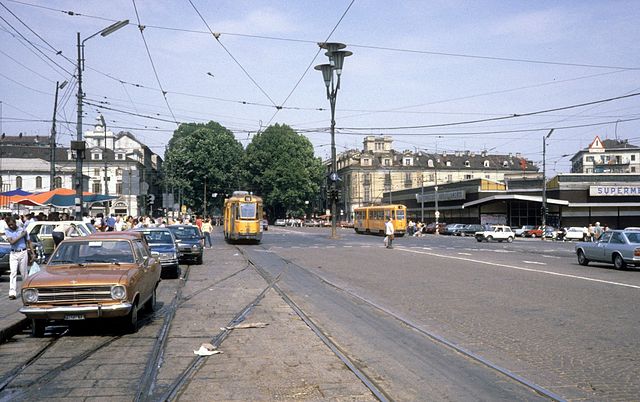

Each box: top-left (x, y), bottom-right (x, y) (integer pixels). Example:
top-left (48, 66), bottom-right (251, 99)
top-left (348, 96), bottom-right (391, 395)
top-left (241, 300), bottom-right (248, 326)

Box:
top-left (513, 225), bottom-right (535, 237)
top-left (523, 226), bottom-right (544, 238)
top-left (460, 224), bottom-right (486, 236)
top-left (19, 231), bottom-right (161, 337)
top-left (561, 227), bottom-right (588, 241)
top-left (443, 223), bottom-right (466, 236)
top-left (26, 221), bottom-right (96, 257)
top-left (274, 219), bottom-right (286, 227)
top-left (475, 225), bottom-right (515, 242)
top-left (261, 219), bottom-right (269, 231)
top-left (425, 222), bottom-right (447, 234)
top-left (575, 230), bottom-right (640, 270)
top-left (0, 238), bottom-right (10, 276)
top-left (167, 225), bottom-right (204, 265)
top-left (544, 227), bottom-right (560, 240)
top-left (134, 228), bottom-right (180, 279)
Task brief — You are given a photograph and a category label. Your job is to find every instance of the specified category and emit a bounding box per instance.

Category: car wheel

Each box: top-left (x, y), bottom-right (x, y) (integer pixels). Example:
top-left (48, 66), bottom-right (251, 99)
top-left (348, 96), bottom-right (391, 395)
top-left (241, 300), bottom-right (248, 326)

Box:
top-left (121, 302), bottom-right (138, 334)
top-left (613, 254), bottom-right (627, 270)
top-left (577, 250), bottom-right (589, 266)
top-left (507, 237), bottom-right (513, 243)
top-left (487, 236), bottom-right (493, 242)
top-left (476, 237), bottom-right (482, 242)
top-left (145, 287), bottom-right (157, 313)
top-left (31, 319), bottom-right (46, 338)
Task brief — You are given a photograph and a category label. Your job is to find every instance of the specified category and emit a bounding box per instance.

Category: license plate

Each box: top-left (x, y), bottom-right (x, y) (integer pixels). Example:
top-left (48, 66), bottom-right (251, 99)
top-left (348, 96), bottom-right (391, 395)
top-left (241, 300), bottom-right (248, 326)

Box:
top-left (64, 314), bottom-right (85, 321)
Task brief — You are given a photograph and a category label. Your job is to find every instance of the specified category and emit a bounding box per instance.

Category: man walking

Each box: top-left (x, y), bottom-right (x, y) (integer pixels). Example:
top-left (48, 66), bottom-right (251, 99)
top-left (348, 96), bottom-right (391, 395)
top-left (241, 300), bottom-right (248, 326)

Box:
top-left (5, 217), bottom-right (31, 300)
top-left (384, 217), bottom-right (395, 249)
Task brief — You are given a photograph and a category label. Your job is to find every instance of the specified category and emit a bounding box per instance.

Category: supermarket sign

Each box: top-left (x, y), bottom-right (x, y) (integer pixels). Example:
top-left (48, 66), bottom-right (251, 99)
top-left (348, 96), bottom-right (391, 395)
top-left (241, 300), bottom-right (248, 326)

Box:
top-left (589, 185), bottom-right (640, 196)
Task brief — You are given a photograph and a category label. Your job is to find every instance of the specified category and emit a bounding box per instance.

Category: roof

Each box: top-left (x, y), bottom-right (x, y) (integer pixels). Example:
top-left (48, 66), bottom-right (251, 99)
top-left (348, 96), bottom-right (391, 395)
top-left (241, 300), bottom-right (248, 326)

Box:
top-left (462, 194), bottom-right (570, 208)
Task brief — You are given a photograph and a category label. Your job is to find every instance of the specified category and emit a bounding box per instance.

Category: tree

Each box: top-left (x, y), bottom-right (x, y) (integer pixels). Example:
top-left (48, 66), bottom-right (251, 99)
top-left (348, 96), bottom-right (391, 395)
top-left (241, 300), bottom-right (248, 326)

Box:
top-left (164, 121), bottom-right (244, 215)
top-left (244, 124), bottom-right (324, 219)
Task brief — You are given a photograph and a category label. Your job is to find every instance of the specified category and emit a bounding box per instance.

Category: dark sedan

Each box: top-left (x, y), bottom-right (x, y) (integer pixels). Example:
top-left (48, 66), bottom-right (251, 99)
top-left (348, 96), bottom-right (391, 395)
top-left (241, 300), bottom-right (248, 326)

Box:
top-left (167, 225), bottom-right (204, 265)
top-left (460, 224), bottom-right (486, 236)
top-left (134, 228), bottom-right (180, 278)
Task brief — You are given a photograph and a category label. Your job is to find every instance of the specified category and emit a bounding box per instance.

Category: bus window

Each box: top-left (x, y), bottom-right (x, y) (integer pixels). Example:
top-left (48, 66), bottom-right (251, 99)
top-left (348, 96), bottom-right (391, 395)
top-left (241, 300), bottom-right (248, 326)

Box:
top-left (239, 202), bottom-right (257, 219)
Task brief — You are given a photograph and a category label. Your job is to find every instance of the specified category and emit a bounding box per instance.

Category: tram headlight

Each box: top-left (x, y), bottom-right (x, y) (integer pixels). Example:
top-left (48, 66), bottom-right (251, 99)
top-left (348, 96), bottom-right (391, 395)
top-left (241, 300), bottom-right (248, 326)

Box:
top-left (111, 285), bottom-right (126, 300)
top-left (23, 288), bottom-right (38, 303)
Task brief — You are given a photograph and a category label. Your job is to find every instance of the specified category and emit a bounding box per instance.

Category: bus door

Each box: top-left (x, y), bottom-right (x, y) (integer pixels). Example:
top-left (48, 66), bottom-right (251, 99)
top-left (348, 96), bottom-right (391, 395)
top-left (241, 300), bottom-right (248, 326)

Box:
top-left (231, 204), bottom-right (237, 236)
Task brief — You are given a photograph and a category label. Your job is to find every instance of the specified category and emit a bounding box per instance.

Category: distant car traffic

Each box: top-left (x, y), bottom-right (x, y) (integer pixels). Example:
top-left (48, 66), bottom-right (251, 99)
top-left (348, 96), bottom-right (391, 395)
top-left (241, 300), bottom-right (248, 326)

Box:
top-left (167, 225), bottom-right (204, 265)
top-left (26, 221), bottom-right (96, 256)
top-left (460, 224), bottom-right (485, 236)
top-left (274, 219), bottom-right (286, 227)
top-left (475, 225), bottom-right (515, 242)
top-left (513, 225), bottom-right (535, 237)
top-left (575, 230), bottom-right (640, 270)
top-left (425, 222), bottom-right (446, 234)
top-left (443, 223), bottom-right (466, 236)
top-left (134, 227), bottom-right (180, 279)
top-left (20, 231), bottom-right (161, 336)
top-left (561, 227), bottom-right (588, 241)
top-left (523, 226), bottom-right (543, 238)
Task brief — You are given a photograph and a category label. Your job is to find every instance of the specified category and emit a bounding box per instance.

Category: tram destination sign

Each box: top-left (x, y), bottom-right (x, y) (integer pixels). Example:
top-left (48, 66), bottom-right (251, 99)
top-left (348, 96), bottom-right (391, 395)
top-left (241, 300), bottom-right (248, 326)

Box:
top-left (589, 185), bottom-right (640, 196)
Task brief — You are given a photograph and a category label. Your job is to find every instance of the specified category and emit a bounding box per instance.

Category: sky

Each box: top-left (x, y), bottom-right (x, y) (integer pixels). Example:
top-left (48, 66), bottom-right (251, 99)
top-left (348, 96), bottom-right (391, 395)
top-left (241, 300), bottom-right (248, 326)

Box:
top-left (1, 0), bottom-right (640, 176)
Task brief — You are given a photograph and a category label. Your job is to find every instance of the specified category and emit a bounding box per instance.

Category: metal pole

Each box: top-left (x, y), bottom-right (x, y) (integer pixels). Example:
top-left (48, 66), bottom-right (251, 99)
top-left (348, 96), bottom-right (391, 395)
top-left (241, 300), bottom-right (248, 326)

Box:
top-left (330, 92), bottom-right (338, 239)
top-left (389, 170), bottom-right (392, 204)
top-left (420, 173), bottom-right (424, 222)
top-left (102, 117), bottom-right (108, 196)
top-left (75, 32), bottom-right (84, 220)
top-left (203, 178), bottom-right (207, 217)
top-left (434, 144), bottom-right (440, 234)
top-left (50, 82), bottom-right (60, 190)
top-left (542, 129), bottom-right (553, 235)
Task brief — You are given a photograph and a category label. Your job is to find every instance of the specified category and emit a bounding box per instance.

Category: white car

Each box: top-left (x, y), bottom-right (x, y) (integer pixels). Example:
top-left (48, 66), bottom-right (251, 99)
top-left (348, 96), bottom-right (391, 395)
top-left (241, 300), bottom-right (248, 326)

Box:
top-left (475, 225), bottom-right (515, 243)
top-left (562, 227), bottom-right (588, 241)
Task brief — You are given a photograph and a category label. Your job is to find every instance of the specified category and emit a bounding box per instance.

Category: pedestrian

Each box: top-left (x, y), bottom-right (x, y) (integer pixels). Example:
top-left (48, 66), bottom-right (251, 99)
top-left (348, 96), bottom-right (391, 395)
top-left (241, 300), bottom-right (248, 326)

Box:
top-left (594, 222), bottom-right (603, 241)
top-left (384, 217), bottom-right (395, 249)
top-left (4, 217), bottom-right (31, 300)
top-left (202, 217), bottom-right (213, 248)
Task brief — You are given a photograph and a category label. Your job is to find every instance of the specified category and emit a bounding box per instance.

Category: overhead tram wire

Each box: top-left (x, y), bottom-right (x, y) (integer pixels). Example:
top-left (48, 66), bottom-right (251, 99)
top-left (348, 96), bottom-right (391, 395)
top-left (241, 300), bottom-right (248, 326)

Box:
top-left (264, 0), bottom-right (356, 127)
top-left (0, 49), bottom-right (55, 83)
top-left (6, 0), bottom-right (640, 71)
top-left (338, 91), bottom-right (640, 131)
top-left (131, 0), bottom-right (179, 126)
top-left (186, 0), bottom-right (278, 108)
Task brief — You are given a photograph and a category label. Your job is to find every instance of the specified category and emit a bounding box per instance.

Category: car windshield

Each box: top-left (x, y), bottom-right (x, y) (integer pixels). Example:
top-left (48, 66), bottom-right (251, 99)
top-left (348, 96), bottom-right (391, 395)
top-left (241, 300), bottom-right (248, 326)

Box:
top-left (140, 231), bottom-right (174, 244)
top-left (624, 232), bottom-right (640, 243)
top-left (49, 240), bottom-right (135, 264)
top-left (171, 227), bottom-right (200, 239)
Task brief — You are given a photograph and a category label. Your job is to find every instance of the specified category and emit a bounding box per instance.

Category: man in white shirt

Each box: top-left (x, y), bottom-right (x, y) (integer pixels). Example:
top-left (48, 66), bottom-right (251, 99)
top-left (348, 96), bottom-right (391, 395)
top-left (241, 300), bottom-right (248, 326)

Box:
top-left (384, 217), bottom-right (395, 249)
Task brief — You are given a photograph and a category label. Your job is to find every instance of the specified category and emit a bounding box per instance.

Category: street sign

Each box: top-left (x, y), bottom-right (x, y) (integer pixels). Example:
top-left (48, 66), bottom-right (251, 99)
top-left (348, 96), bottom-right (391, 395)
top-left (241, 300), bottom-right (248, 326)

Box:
top-left (435, 211), bottom-right (440, 218)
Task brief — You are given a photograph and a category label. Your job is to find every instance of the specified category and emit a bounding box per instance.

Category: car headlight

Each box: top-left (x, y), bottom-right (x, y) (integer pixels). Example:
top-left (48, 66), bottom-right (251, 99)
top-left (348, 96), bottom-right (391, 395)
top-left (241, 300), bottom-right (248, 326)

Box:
top-left (192, 244), bottom-right (199, 250)
top-left (173, 252), bottom-right (177, 259)
top-left (23, 288), bottom-right (38, 303)
top-left (111, 285), bottom-right (126, 300)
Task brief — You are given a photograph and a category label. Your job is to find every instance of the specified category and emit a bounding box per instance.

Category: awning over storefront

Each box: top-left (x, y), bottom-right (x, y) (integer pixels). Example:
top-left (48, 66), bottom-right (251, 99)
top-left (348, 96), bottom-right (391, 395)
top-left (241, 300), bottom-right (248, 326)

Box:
top-left (462, 194), bottom-right (570, 209)
top-left (5, 188), bottom-right (118, 207)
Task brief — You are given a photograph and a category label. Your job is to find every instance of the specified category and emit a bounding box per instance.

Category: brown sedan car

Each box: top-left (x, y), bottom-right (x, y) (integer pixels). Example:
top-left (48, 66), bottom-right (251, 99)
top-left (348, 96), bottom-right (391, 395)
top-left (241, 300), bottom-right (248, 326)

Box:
top-left (20, 232), bottom-right (161, 337)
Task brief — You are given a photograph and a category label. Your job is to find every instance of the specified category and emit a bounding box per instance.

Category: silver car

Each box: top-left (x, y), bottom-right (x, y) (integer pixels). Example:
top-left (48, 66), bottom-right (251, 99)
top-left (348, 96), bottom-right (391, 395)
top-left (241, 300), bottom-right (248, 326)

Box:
top-left (575, 230), bottom-right (640, 269)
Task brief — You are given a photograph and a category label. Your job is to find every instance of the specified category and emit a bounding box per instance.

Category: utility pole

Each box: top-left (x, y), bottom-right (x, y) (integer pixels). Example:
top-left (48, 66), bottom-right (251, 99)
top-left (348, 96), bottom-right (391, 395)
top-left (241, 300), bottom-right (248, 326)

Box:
top-left (541, 129), bottom-right (554, 235)
top-left (50, 81), bottom-right (67, 190)
top-left (203, 177), bottom-right (207, 217)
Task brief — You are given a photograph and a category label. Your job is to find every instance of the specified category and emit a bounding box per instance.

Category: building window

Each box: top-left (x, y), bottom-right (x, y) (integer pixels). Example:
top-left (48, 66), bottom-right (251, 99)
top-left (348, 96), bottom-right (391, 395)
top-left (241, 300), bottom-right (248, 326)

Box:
top-left (464, 160), bottom-right (470, 167)
top-left (503, 161), bottom-right (508, 167)
top-left (384, 159), bottom-right (391, 166)
top-left (428, 159), bottom-right (434, 167)
top-left (485, 174), bottom-right (491, 179)
top-left (35, 176), bottom-right (42, 189)
top-left (632, 167), bottom-right (636, 173)
top-left (92, 153), bottom-right (102, 160)
top-left (586, 156), bottom-right (594, 162)
top-left (447, 174), bottom-right (453, 182)
top-left (446, 161), bottom-right (451, 167)
top-left (116, 168), bottom-right (123, 176)
top-left (93, 168), bottom-right (100, 176)
top-left (117, 154), bottom-right (125, 160)
top-left (16, 176), bottom-right (22, 188)
top-left (464, 174), bottom-right (473, 180)
top-left (484, 160), bottom-right (490, 167)
top-left (632, 155), bottom-right (636, 161)
top-left (116, 181), bottom-right (123, 194)
top-left (404, 158), bottom-right (412, 166)
top-left (54, 176), bottom-right (62, 188)
top-left (92, 181), bottom-right (102, 193)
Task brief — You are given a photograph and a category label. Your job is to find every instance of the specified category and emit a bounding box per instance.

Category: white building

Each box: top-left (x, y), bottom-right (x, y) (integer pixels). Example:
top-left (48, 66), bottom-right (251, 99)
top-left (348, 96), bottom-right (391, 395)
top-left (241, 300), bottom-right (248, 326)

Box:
top-left (571, 136), bottom-right (640, 174)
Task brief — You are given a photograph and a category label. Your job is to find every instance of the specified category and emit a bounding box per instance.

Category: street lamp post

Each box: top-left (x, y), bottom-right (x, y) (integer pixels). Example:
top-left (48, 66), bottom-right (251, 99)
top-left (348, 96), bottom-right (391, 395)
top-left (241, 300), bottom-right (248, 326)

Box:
top-left (315, 42), bottom-right (352, 239)
top-left (542, 129), bottom-right (554, 236)
top-left (74, 19), bottom-right (128, 220)
top-left (50, 80), bottom-right (67, 190)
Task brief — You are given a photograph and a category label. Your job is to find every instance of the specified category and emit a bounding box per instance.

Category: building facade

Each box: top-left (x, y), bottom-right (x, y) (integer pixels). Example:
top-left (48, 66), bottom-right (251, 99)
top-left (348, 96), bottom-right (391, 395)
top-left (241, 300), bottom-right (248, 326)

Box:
top-left (571, 136), bottom-right (640, 174)
top-left (330, 136), bottom-right (539, 218)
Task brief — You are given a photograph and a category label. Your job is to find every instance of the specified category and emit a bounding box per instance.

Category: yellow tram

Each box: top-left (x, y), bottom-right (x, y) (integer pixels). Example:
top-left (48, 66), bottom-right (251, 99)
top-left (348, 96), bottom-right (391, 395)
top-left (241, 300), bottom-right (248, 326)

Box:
top-left (353, 204), bottom-right (407, 236)
top-left (223, 191), bottom-right (264, 243)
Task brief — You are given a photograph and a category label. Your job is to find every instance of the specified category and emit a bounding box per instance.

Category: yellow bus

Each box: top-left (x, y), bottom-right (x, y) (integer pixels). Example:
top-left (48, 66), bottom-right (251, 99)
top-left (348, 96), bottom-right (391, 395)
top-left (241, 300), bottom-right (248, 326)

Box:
top-left (353, 204), bottom-right (407, 236)
top-left (223, 191), bottom-right (264, 243)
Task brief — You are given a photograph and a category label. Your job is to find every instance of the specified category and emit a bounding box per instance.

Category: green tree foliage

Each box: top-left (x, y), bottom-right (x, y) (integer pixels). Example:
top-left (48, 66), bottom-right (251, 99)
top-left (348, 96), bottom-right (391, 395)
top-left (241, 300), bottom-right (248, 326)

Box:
top-left (164, 121), bottom-right (244, 214)
top-left (244, 124), bottom-right (324, 219)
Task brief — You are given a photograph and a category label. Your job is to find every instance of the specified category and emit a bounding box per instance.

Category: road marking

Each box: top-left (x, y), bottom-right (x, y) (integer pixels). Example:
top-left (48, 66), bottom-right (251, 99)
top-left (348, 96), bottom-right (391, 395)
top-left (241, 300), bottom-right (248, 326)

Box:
top-left (457, 252), bottom-right (472, 256)
top-left (541, 255), bottom-right (561, 259)
top-left (492, 250), bottom-right (514, 253)
top-left (522, 260), bottom-right (547, 265)
top-left (343, 245), bottom-right (353, 248)
top-left (399, 248), bottom-right (640, 290)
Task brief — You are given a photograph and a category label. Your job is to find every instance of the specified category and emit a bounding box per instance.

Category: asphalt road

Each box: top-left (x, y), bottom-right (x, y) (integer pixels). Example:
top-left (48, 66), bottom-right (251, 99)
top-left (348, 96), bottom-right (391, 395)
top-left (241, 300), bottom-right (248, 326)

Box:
top-left (247, 227), bottom-right (640, 401)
